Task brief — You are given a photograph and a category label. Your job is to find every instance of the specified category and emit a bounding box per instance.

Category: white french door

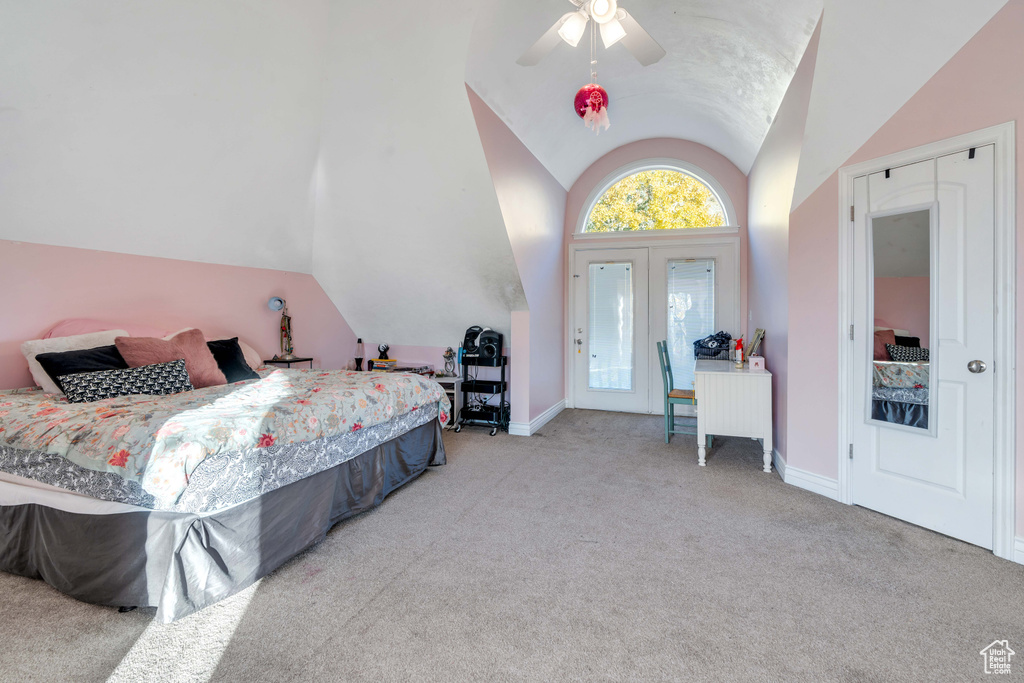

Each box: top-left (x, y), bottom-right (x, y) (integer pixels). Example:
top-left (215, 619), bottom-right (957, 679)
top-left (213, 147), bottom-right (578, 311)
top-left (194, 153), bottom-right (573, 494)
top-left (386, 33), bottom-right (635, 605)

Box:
top-left (571, 240), bottom-right (740, 414)
top-left (572, 248), bottom-right (650, 412)
top-left (851, 146), bottom-right (996, 548)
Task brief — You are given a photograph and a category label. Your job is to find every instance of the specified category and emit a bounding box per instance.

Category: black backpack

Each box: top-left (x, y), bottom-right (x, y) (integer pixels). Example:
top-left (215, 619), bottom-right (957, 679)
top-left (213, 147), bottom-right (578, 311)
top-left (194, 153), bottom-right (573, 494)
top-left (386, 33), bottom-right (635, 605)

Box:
top-left (693, 331), bottom-right (732, 359)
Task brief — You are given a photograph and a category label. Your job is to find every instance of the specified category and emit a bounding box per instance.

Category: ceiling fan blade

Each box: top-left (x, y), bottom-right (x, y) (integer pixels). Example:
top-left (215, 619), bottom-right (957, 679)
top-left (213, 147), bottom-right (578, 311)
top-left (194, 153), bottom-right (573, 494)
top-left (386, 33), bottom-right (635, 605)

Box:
top-left (617, 10), bottom-right (667, 66)
top-left (517, 13), bottom-right (575, 66)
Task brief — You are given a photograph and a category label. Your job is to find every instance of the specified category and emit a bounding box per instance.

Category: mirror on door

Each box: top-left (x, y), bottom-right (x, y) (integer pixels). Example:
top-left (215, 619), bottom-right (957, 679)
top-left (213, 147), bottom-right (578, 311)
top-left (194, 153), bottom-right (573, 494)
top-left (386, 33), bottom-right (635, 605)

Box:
top-left (869, 208), bottom-right (932, 430)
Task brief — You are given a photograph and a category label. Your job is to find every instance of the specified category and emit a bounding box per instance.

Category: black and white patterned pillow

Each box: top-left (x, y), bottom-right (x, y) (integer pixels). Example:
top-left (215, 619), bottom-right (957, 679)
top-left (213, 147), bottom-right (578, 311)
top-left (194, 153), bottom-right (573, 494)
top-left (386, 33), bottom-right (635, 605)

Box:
top-left (58, 359), bottom-right (194, 403)
top-left (886, 343), bottom-right (929, 363)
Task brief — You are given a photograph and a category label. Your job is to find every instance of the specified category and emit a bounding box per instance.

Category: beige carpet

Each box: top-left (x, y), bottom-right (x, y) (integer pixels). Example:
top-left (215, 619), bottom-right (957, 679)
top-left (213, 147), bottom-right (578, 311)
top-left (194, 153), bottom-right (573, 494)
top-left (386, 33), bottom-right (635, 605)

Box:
top-left (1, 409), bottom-right (1022, 682)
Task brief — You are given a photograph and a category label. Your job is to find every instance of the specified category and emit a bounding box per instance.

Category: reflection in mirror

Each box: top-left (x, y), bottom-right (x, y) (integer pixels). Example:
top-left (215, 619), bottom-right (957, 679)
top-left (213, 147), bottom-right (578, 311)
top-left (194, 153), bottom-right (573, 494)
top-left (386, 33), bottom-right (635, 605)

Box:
top-left (870, 209), bottom-right (931, 430)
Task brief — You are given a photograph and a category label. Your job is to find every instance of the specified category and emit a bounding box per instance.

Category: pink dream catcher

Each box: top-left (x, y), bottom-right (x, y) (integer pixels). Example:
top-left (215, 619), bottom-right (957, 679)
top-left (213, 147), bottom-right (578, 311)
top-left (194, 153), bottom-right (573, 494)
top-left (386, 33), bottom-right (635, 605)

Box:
top-left (574, 83), bottom-right (610, 134)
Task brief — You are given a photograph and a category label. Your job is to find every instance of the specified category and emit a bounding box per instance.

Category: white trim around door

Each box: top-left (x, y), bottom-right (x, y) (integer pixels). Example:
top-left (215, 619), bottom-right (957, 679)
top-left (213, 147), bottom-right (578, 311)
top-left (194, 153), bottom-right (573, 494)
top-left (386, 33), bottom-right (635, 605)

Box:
top-left (565, 234), bottom-right (742, 412)
top-left (836, 121), bottom-right (1016, 561)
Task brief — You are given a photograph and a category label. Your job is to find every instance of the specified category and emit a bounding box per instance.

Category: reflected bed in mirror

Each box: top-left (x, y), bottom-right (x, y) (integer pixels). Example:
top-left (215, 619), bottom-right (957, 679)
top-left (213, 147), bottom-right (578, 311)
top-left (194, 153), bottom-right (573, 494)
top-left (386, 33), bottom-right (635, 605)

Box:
top-left (869, 208), bottom-right (932, 430)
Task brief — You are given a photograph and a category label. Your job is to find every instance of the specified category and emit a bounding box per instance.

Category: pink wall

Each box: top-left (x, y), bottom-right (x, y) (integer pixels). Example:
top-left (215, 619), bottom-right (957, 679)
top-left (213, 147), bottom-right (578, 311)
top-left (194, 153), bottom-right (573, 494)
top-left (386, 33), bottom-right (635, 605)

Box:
top-left (468, 86), bottom-right (567, 422)
top-left (564, 138), bottom-right (750, 337)
top-left (746, 18), bottom-right (821, 463)
top-left (0, 240), bottom-right (356, 389)
top-left (786, 0), bottom-right (1024, 530)
top-left (874, 277), bottom-right (930, 348)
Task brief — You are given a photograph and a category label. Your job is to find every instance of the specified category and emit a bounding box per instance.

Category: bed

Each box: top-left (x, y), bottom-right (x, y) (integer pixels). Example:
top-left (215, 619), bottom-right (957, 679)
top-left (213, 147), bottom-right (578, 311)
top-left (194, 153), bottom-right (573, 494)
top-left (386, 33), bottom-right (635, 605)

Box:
top-left (0, 367), bottom-right (450, 622)
top-left (871, 360), bottom-right (929, 429)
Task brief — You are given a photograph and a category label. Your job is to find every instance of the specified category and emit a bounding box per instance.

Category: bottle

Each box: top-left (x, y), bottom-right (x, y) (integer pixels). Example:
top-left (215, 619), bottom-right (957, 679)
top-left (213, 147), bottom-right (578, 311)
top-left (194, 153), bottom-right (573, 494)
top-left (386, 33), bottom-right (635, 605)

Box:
top-left (735, 337), bottom-right (744, 367)
top-left (355, 338), bottom-right (364, 371)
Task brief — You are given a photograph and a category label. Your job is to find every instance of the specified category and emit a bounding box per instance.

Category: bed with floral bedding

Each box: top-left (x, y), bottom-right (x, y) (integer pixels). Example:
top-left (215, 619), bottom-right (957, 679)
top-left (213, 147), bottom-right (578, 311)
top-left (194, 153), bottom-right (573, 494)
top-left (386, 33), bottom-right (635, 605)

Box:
top-left (0, 368), bottom-right (450, 622)
top-left (871, 360), bottom-right (929, 428)
top-left (0, 368), bottom-right (449, 511)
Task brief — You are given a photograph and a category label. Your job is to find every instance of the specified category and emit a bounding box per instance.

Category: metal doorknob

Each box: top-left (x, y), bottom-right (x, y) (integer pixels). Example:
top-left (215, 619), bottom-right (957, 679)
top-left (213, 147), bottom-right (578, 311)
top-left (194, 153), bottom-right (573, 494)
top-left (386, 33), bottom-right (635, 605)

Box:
top-left (968, 360), bottom-right (987, 374)
top-left (575, 339), bottom-right (583, 346)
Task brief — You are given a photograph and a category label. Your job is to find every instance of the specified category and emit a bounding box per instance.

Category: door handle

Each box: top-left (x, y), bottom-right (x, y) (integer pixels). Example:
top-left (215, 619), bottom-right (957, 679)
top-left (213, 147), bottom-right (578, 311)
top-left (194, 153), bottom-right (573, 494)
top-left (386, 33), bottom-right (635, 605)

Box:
top-left (968, 360), bottom-right (987, 374)
top-left (575, 339), bottom-right (583, 346)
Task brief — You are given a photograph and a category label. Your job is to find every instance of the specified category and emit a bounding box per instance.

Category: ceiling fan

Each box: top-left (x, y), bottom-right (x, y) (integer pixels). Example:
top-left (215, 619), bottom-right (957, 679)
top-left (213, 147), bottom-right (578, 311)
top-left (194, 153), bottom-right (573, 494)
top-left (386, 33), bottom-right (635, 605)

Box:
top-left (517, 0), bottom-right (666, 67)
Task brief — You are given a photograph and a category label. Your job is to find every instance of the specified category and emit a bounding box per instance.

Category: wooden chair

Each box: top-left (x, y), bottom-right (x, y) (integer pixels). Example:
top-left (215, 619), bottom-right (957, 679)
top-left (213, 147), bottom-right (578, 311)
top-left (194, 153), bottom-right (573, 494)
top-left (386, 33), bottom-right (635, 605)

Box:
top-left (656, 340), bottom-right (712, 447)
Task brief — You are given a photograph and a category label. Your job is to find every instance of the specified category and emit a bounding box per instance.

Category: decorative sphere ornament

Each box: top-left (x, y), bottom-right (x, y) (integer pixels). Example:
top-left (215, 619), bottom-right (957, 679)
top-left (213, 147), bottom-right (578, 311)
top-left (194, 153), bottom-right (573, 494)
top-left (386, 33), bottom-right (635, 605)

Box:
top-left (574, 84), bottom-right (611, 134)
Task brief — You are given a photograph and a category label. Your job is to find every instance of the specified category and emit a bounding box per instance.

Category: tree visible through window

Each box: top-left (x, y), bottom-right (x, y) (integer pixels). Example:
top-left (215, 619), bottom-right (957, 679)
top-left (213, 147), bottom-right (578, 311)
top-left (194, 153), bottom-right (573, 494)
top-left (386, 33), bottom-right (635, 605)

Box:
top-left (585, 169), bottom-right (727, 232)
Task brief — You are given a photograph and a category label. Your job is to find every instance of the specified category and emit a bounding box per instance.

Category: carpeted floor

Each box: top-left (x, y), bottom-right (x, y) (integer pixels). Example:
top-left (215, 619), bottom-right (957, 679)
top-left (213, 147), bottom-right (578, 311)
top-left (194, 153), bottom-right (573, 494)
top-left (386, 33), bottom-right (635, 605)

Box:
top-left (1, 409), bottom-right (1022, 682)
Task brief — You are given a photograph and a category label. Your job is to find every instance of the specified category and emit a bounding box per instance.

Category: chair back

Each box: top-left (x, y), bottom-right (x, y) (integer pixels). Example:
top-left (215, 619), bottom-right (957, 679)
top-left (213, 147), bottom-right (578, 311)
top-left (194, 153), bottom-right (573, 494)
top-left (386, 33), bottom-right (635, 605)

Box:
top-left (656, 340), bottom-right (674, 395)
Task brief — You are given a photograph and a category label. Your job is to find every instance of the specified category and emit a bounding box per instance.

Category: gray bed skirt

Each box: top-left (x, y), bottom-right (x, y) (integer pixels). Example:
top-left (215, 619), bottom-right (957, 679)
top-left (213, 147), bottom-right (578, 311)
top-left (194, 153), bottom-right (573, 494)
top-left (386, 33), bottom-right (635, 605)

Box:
top-left (0, 418), bottom-right (445, 623)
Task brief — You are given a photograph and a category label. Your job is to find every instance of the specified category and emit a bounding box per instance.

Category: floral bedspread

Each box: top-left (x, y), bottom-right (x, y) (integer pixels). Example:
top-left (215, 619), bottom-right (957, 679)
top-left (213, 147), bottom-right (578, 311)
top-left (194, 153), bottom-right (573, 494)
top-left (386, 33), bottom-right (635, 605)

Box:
top-left (0, 369), bottom-right (449, 506)
top-left (872, 361), bottom-right (929, 389)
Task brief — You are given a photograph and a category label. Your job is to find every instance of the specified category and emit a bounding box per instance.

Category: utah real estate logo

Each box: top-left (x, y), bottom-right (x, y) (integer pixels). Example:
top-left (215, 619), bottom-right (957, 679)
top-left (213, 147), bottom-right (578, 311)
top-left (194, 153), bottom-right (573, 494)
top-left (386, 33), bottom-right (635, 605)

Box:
top-left (980, 640), bottom-right (1015, 674)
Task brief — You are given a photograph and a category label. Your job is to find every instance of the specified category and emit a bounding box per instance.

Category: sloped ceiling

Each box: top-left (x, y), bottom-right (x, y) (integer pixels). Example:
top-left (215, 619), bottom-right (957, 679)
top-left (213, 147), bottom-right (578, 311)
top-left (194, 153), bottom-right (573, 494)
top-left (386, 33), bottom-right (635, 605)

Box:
top-left (0, 0), bottom-right (330, 273)
top-left (467, 0), bottom-right (823, 189)
top-left (792, 0), bottom-right (1008, 208)
top-left (310, 0), bottom-right (527, 346)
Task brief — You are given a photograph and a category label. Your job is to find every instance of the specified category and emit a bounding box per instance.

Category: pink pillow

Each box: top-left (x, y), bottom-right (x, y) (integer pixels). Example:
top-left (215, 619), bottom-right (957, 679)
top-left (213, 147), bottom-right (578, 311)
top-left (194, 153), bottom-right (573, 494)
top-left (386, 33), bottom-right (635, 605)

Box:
top-left (116, 329), bottom-right (227, 389)
top-left (874, 329), bottom-right (896, 360)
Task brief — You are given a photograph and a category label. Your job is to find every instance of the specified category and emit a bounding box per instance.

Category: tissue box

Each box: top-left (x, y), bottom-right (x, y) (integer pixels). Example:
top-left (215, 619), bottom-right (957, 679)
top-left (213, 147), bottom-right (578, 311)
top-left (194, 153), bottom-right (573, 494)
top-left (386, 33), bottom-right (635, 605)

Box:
top-left (749, 355), bottom-right (765, 372)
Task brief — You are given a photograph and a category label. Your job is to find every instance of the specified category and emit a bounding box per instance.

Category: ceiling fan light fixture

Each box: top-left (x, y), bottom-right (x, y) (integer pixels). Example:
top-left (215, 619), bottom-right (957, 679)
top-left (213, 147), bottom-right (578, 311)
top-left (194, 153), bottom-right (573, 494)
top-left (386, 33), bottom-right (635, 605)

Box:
top-left (599, 16), bottom-right (626, 48)
top-left (558, 10), bottom-right (589, 47)
top-left (589, 0), bottom-right (618, 25)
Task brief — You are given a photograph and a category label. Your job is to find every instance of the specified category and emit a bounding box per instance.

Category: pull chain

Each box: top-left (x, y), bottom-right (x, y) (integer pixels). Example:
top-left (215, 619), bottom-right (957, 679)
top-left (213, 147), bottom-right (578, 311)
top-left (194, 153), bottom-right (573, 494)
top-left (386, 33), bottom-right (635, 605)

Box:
top-left (590, 19), bottom-right (597, 82)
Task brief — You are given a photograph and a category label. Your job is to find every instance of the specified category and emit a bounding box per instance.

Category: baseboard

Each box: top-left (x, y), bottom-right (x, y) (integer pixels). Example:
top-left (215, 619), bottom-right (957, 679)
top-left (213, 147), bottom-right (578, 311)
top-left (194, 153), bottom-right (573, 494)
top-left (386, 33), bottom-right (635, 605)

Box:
top-left (772, 449), bottom-right (786, 480)
top-left (1014, 537), bottom-right (1024, 565)
top-left (783, 463), bottom-right (841, 502)
top-left (508, 422), bottom-right (530, 436)
top-left (509, 400), bottom-right (567, 436)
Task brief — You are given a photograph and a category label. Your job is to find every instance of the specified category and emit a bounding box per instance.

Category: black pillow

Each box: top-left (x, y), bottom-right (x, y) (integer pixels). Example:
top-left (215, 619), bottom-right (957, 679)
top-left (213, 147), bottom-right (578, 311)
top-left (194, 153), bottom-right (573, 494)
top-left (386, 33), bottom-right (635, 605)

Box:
top-left (207, 338), bottom-right (260, 383)
top-left (36, 345), bottom-right (129, 393)
top-left (894, 335), bottom-right (921, 348)
top-left (886, 343), bottom-right (929, 362)
top-left (59, 359), bottom-right (194, 403)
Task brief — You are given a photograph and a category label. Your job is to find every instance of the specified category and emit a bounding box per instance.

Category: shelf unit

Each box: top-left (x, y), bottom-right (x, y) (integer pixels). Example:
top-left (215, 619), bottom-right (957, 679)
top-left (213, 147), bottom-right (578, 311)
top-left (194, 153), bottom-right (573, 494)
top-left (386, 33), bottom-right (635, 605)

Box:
top-left (455, 355), bottom-right (507, 436)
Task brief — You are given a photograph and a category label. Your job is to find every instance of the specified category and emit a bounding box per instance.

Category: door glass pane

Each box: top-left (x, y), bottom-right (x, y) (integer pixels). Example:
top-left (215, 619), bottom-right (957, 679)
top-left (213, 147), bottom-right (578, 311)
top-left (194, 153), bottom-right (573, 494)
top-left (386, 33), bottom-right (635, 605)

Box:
top-left (667, 259), bottom-right (715, 391)
top-left (588, 262), bottom-right (633, 390)
top-left (870, 209), bottom-right (931, 430)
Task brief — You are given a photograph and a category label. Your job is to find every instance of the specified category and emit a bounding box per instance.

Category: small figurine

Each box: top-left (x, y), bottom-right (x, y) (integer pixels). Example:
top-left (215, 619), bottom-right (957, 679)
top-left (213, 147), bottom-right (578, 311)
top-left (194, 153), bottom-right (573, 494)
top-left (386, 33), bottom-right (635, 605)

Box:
top-left (377, 343), bottom-right (390, 360)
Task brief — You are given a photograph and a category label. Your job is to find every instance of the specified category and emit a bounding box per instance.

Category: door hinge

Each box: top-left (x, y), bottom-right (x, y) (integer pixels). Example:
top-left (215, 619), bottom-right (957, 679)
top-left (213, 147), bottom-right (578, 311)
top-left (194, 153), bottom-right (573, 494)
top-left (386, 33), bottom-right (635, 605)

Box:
top-left (850, 205), bottom-right (855, 222)
top-left (849, 324), bottom-right (854, 340)
top-left (848, 443), bottom-right (854, 460)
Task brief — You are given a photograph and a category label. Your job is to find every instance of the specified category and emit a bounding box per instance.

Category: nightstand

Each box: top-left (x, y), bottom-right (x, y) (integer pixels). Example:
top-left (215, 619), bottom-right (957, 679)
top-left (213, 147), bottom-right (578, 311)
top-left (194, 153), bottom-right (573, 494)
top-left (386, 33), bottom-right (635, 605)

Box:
top-left (432, 376), bottom-right (462, 430)
top-left (263, 357), bottom-right (314, 369)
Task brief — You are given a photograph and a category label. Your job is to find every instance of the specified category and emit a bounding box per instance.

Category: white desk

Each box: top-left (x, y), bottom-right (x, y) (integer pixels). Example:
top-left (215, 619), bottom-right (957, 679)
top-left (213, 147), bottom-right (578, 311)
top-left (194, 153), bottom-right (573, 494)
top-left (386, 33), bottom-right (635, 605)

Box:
top-left (694, 360), bottom-right (773, 472)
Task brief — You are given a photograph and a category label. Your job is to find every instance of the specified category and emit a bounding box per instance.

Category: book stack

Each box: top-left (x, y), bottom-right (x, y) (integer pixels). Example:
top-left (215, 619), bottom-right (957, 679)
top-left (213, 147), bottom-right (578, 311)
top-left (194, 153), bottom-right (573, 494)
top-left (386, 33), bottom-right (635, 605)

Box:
top-left (369, 358), bottom-right (397, 372)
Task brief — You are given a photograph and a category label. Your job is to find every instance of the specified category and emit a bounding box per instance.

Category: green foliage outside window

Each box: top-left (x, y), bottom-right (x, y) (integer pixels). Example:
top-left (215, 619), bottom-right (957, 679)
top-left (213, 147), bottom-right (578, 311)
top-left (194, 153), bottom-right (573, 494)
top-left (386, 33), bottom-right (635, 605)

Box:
top-left (585, 170), bottom-right (727, 232)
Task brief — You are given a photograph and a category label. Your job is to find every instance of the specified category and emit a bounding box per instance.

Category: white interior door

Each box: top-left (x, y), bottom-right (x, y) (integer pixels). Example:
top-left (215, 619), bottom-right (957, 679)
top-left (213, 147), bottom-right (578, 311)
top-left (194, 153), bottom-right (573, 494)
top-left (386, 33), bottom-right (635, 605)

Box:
top-left (572, 248), bottom-right (649, 412)
top-left (851, 147), bottom-right (995, 548)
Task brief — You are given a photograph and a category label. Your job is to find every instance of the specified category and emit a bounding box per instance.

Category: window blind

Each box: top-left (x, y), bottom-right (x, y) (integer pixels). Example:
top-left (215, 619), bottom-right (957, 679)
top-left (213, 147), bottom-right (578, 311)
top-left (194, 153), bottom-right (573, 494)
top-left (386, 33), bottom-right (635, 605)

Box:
top-left (666, 259), bottom-right (715, 390)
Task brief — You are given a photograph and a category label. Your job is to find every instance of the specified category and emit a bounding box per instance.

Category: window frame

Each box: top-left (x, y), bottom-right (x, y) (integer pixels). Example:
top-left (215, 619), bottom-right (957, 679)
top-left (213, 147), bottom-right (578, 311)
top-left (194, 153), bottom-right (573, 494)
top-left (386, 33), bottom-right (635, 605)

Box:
top-left (574, 158), bottom-right (739, 238)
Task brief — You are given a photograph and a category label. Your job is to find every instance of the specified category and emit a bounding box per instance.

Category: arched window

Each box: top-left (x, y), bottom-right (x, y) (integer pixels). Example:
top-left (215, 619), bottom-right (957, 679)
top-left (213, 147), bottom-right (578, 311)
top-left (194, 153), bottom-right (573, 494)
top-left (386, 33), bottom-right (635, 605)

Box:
top-left (579, 162), bottom-right (734, 234)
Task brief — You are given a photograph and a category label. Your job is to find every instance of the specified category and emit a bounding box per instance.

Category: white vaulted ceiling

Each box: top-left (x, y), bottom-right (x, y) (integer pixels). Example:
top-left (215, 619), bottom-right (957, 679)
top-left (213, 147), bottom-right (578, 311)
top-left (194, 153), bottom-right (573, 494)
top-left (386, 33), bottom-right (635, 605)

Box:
top-left (467, 0), bottom-right (823, 189)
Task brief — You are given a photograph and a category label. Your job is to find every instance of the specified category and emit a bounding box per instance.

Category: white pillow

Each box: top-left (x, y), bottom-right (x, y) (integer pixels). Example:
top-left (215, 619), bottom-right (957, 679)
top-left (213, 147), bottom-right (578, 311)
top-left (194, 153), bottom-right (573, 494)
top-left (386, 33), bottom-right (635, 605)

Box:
top-left (874, 326), bottom-right (912, 337)
top-left (21, 329), bottom-right (129, 395)
top-left (165, 328), bottom-right (264, 371)
top-left (235, 340), bottom-right (264, 371)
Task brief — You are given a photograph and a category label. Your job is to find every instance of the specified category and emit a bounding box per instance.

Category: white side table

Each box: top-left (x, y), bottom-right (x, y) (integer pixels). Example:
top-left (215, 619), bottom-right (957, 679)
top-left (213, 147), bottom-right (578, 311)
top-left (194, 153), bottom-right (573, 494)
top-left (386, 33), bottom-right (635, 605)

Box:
top-left (432, 376), bottom-right (462, 428)
top-left (694, 360), bottom-right (773, 472)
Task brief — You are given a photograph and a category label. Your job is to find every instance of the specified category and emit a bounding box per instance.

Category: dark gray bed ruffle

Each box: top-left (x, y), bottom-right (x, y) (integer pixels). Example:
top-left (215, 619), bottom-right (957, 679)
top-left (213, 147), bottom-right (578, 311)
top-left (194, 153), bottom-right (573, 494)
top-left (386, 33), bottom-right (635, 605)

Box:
top-left (0, 417), bottom-right (445, 623)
